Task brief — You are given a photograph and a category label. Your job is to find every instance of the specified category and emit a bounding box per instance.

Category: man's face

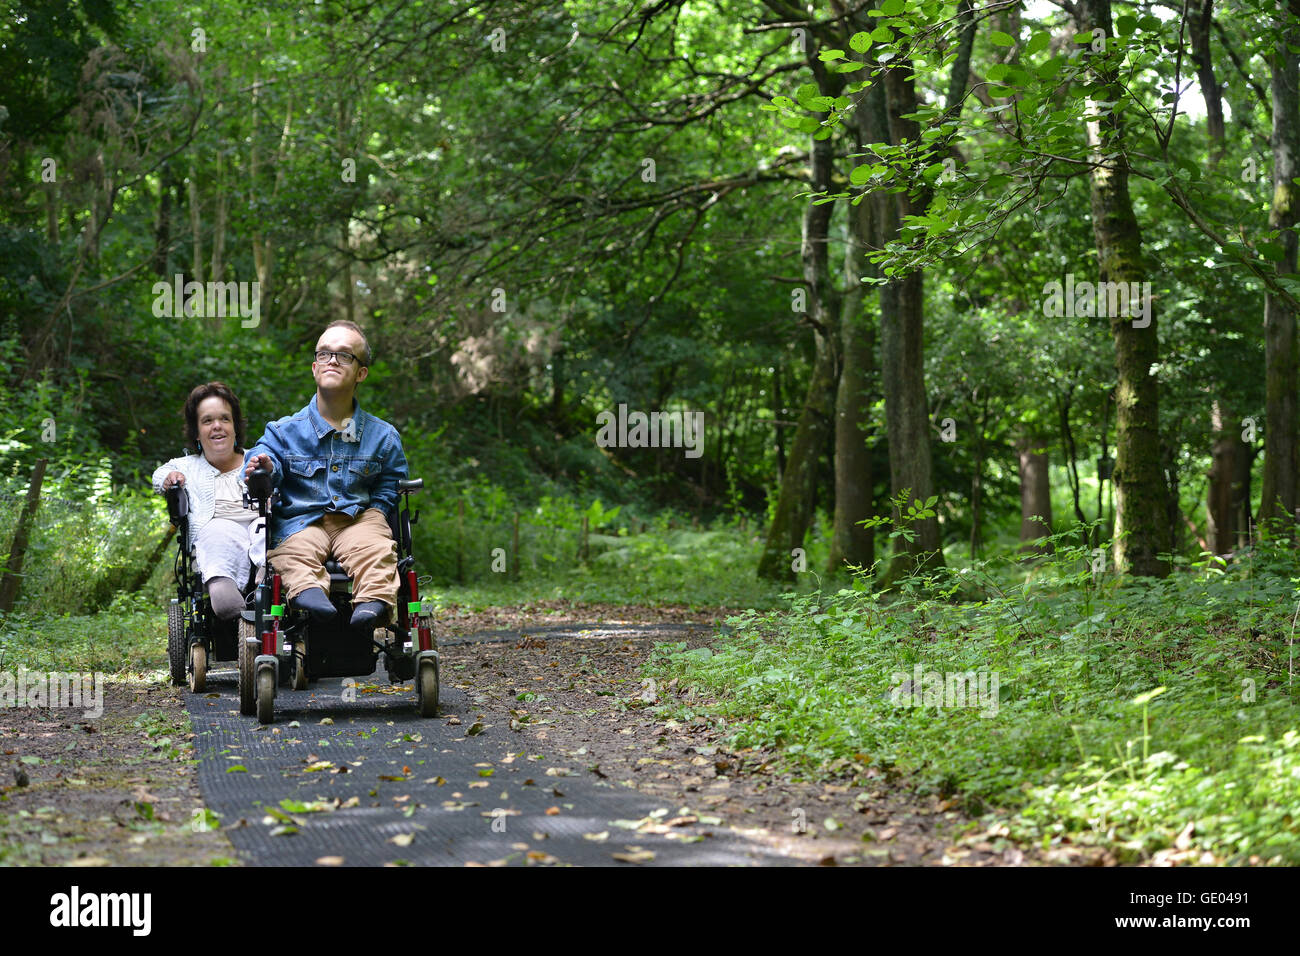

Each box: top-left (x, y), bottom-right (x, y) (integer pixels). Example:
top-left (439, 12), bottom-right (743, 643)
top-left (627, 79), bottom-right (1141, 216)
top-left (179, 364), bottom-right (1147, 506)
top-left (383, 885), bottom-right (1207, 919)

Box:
top-left (313, 328), bottom-right (369, 395)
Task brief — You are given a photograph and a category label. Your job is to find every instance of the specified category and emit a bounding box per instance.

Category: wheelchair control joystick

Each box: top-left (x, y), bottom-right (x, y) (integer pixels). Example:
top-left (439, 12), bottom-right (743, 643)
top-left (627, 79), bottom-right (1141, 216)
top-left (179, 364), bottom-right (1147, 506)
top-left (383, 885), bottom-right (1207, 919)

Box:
top-left (246, 465), bottom-right (273, 503)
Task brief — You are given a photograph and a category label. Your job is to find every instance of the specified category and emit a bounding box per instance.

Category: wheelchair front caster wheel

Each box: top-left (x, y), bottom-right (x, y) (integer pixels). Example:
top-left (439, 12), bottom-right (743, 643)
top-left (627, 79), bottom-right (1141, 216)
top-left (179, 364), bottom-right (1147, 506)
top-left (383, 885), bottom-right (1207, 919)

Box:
top-left (256, 667), bottom-right (275, 724)
top-left (237, 620), bottom-right (257, 716)
top-left (189, 643), bottom-right (207, 693)
top-left (291, 640), bottom-right (308, 691)
top-left (416, 657), bottom-right (439, 718)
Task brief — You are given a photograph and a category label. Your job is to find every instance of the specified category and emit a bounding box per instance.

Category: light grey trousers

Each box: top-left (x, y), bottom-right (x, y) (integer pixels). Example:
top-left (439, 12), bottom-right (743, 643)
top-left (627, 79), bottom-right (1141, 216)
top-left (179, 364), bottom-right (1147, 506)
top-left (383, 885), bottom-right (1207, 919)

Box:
top-left (194, 517), bottom-right (267, 591)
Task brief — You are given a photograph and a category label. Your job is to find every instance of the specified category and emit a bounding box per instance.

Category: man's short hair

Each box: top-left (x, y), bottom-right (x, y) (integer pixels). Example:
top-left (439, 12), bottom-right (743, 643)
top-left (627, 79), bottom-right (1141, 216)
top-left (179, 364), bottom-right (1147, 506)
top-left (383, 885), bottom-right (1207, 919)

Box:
top-left (321, 320), bottom-right (372, 367)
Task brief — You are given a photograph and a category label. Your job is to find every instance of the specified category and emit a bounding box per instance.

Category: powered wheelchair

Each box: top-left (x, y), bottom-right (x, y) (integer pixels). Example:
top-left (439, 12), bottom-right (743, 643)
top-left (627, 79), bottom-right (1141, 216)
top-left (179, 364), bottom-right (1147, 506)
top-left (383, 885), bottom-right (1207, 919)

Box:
top-left (165, 486), bottom-right (248, 692)
top-left (236, 466), bottom-right (439, 724)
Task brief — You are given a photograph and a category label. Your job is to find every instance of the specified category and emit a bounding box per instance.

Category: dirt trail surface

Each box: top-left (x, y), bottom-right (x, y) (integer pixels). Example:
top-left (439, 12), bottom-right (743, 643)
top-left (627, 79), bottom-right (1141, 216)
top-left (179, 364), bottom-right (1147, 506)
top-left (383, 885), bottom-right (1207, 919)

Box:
top-left (1, 603), bottom-right (1042, 866)
top-left (184, 603), bottom-right (1025, 867)
top-left (0, 680), bottom-right (236, 866)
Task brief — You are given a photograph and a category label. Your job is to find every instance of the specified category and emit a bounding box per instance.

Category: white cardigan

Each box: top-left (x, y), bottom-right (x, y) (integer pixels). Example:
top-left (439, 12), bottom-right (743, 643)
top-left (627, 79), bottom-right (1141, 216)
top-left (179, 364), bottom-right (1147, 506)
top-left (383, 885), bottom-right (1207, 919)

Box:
top-left (151, 452), bottom-right (249, 550)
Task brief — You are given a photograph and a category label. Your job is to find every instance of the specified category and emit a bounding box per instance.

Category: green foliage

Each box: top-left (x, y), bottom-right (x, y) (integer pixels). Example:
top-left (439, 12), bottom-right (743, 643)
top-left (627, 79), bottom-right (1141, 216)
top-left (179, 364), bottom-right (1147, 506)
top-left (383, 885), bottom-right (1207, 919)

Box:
top-left (647, 527), bottom-right (1300, 864)
top-left (0, 464), bottom-right (168, 618)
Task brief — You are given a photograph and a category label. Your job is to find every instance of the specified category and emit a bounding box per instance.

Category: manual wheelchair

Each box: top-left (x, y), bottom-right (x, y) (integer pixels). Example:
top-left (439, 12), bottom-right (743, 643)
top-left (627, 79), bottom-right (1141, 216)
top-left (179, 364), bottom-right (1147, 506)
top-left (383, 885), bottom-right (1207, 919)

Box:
top-left (165, 486), bottom-right (248, 692)
top-left (237, 467), bottom-right (439, 724)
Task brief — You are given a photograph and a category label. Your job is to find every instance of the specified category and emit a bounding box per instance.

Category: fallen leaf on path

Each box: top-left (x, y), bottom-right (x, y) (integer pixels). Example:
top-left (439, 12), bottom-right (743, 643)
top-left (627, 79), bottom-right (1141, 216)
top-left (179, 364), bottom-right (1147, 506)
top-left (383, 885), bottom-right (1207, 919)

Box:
top-left (316, 856), bottom-right (344, 866)
top-left (389, 833), bottom-right (415, 847)
top-left (612, 850), bottom-right (655, 864)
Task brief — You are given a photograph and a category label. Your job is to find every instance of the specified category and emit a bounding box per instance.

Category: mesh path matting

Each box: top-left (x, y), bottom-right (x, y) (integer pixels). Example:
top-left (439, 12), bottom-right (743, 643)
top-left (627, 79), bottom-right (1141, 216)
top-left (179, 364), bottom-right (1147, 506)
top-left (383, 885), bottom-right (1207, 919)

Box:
top-left (189, 623), bottom-right (793, 866)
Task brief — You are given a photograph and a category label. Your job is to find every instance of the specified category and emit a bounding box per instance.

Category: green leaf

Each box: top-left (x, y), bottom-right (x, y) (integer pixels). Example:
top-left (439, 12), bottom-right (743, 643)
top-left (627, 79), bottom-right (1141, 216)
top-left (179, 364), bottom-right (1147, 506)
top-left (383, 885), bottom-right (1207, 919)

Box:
top-left (1025, 32), bottom-right (1050, 56)
top-left (818, 49), bottom-right (846, 62)
top-left (987, 64), bottom-right (1010, 82)
top-left (990, 30), bottom-right (1015, 47)
top-left (870, 25), bottom-right (893, 43)
top-left (850, 32), bottom-right (873, 53)
top-left (1037, 57), bottom-right (1064, 80)
top-left (1116, 15), bottom-right (1137, 36)
top-left (880, 0), bottom-right (906, 14)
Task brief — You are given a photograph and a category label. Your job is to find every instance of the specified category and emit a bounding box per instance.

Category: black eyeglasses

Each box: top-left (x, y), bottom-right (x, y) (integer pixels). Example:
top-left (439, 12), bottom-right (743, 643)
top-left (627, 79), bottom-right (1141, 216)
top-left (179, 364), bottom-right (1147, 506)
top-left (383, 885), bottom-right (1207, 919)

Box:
top-left (315, 349), bottom-right (358, 366)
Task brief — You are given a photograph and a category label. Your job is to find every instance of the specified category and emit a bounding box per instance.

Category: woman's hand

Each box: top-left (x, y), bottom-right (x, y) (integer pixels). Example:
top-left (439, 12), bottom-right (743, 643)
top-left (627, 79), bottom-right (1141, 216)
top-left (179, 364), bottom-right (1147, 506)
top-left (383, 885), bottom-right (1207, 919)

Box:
top-left (163, 471), bottom-right (186, 490)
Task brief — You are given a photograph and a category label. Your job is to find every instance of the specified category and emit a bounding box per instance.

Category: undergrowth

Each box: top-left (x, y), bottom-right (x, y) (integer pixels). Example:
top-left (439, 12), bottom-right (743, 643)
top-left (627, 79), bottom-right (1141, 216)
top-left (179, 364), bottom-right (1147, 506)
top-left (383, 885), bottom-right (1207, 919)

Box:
top-left (645, 524), bottom-right (1300, 865)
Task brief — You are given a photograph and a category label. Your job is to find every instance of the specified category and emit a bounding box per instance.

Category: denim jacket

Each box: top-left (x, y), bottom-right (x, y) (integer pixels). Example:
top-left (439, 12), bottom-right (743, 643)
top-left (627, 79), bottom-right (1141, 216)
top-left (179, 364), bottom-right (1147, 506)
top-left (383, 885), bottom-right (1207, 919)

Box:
top-left (244, 395), bottom-right (409, 550)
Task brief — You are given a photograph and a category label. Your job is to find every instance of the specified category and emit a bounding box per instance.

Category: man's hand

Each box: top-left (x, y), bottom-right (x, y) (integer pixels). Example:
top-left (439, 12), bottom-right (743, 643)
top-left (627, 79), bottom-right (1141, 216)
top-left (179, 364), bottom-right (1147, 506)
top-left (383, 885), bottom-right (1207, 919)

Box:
top-left (245, 454), bottom-right (274, 479)
top-left (163, 471), bottom-right (185, 490)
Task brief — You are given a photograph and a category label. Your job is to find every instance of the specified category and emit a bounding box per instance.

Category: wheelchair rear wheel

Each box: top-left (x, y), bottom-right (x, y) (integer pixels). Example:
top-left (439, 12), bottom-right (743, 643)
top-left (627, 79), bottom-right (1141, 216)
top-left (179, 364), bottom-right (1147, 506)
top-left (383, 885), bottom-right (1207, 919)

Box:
top-left (237, 619), bottom-right (257, 716)
top-left (167, 602), bottom-right (186, 687)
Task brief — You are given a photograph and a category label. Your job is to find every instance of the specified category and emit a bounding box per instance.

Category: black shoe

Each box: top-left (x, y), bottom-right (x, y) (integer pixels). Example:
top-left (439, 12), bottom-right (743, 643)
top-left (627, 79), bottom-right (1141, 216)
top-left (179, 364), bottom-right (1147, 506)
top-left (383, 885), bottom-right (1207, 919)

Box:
top-left (350, 601), bottom-right (389, 629)
top-left (291, 587), bottom-right (338, 621)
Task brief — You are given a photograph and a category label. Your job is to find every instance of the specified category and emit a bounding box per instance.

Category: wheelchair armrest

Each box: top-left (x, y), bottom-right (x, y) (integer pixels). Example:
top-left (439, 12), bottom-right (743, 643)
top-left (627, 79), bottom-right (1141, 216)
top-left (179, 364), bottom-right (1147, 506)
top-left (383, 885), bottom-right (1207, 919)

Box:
top-left (165, 485), bottom-right (189, 524)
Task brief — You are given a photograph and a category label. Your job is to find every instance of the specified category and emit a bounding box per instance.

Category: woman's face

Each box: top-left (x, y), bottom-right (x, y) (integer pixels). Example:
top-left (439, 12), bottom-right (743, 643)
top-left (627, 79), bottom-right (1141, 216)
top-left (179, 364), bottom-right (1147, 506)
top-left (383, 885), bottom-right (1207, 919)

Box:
top-left (196, 396), bottom-right (236, 461)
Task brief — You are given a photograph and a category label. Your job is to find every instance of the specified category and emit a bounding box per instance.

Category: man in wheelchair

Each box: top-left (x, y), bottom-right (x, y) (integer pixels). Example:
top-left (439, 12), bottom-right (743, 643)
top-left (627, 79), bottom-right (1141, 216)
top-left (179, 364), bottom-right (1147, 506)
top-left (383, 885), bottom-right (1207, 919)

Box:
top-left (244, 320), bottom-right (408, 630)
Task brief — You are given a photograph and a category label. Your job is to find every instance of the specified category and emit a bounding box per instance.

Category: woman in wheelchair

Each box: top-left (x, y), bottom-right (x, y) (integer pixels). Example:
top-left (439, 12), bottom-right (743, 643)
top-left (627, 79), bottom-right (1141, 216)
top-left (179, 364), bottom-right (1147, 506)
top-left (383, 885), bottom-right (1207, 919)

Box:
top-left (151, 382), bottom-right (265, 620)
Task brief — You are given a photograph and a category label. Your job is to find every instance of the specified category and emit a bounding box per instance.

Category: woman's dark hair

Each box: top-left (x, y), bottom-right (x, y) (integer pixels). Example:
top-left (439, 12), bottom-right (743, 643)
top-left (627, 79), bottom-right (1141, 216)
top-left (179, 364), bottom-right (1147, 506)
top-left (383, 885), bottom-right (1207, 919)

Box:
top-left (183, 382), bottom-right (246, 453)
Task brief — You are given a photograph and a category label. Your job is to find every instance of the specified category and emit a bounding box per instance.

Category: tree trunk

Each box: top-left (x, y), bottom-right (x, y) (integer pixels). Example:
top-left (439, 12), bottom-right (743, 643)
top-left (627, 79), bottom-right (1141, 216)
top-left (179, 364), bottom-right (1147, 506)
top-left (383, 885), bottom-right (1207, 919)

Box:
top-left (757, 126), bottom-right (841, 581)
top-left (969, 393), bottom-right (989, 559)
top-left (1017, 435), bottom-right (1053, 553)
top-left (1057, 383), bottom-right (1088, 527)
top-left (829, 186), bottom-right (875, 573)
top-left (1207, 400), bottom-right (1252, 553)
top-left (1259, 5), bottom-right (1300, 527)
top-left (1079, 0), bottom-right (1169, 576)
top-left (210, 148), bottom-right (227, 282)
top-left (0, 459), bottom-right (47, 614)
top-left (188, 159), bottom-right (203, 287)
top-left (44, 182), bottom-right (59, 244)
top-left (152, 166), bottom-right (173, 277)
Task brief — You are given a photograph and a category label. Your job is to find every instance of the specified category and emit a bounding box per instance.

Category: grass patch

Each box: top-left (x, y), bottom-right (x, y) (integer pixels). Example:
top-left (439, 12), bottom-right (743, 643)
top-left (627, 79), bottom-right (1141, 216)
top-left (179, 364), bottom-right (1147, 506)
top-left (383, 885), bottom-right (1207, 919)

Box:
top-left (0, 590), bottom-right (167, 677)
top-left (424, 527), bottom-right (807, 611)
top-left (644, 539), bottom-right (1300, 865)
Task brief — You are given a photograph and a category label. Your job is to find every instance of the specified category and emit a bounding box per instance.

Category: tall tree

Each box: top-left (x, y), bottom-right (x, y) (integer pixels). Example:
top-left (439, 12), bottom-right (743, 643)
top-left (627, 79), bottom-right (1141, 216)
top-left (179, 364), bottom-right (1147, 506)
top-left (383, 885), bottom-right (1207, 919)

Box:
top-left (1077, 0), bottom-right (1169, 576)
top-left (1258, 1), bottom-right (1300, 528)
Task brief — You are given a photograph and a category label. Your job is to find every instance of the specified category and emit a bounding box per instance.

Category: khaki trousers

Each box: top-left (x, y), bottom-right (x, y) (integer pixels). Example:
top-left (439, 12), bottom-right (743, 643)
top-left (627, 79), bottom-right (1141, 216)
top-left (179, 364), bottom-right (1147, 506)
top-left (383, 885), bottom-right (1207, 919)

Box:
top-left (269, 509), bottom-right (398, 606)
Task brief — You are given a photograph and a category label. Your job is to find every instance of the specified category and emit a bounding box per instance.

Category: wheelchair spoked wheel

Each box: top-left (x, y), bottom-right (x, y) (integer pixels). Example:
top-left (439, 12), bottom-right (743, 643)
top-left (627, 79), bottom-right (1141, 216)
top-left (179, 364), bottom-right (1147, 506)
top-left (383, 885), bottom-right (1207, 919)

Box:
top-left (237, 619), bottom-right (257, 716)
top-left (416, 655), bottom-right (439, 718)
top-left (189, 643), bottom-right (208, 693)
top-left (167, 602), bottom-right (187, 687)
top-left (291, 639), bottom-right (308, 691)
